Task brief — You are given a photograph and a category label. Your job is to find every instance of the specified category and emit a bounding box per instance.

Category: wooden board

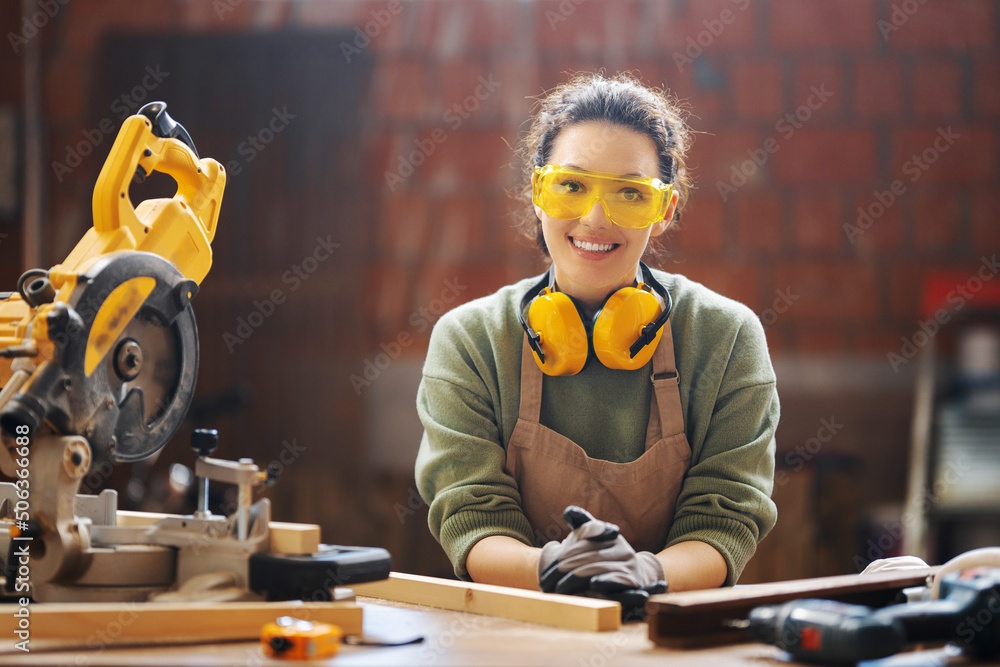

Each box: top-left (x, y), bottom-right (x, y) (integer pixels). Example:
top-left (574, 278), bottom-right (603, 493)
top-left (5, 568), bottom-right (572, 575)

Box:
top-left (353, 572), bottom-right (621, 632)
top-left (115, 510), bottom-right (321, 555)
top-left (647, 567), bottom-right (939, 648)
top-left (0, 600), bottom-right (361, 644)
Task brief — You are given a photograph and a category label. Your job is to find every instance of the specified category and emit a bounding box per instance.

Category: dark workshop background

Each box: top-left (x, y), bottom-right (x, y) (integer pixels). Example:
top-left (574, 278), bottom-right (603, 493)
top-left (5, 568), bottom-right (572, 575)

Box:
top-left (0, 0), bottom-right (998, 583)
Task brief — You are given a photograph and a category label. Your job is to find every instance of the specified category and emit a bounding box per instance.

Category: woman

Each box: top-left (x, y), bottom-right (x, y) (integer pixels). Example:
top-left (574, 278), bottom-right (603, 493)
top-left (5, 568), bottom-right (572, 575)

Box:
top-left (414, 73), bottom-right (778, 608)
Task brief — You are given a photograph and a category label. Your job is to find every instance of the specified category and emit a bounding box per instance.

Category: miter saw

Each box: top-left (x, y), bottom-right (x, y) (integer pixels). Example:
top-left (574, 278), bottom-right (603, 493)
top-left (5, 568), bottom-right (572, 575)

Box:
top-left (0, 102), bottom-right (389, 603)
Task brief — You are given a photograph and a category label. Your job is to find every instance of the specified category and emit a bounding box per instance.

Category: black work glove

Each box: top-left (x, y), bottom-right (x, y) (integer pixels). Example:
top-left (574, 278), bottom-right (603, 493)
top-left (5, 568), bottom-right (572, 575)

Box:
top-left (537, 506), bottom-right (667, 620)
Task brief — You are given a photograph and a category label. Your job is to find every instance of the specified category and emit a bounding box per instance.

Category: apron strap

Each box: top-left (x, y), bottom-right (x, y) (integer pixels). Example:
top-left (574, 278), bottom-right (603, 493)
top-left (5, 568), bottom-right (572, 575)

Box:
top-left (518, 337), bottom-right (543, 423)
top-left (649, 320), bottom-right (685, 440)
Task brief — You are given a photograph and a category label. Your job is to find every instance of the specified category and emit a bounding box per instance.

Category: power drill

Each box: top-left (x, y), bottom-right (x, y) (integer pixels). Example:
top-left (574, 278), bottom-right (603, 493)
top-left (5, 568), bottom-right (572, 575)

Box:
top-left (745, 567), bottom-right (1000, 664)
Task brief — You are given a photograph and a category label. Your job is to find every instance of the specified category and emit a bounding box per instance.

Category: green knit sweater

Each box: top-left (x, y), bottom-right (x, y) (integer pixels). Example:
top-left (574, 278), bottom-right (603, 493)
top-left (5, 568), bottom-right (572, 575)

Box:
top-left (414, 269), bottom-right (779, 585)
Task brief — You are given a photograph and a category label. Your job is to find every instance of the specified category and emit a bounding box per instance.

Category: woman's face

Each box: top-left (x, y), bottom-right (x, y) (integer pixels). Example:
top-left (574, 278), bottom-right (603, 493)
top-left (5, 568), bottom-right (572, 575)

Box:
top-left (536, 121), bottom-right (676, 309)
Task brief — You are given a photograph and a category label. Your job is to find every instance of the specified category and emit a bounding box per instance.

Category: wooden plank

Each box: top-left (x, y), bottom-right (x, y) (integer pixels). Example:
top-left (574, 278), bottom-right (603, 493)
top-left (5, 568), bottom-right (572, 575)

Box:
top-left (115, 510), bottom-right (321, 555)
top-left (647, 567), bottom-right (938, 648)
top-left (0, 600), bottom-right (362, 642)
top-left (352, 572), bottom-right (620, 632)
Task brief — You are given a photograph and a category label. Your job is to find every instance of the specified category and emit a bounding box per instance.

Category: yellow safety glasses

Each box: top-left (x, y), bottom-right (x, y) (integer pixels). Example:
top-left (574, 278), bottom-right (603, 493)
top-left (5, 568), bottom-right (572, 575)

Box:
top-left (532, 164), bottom-right (674, 229)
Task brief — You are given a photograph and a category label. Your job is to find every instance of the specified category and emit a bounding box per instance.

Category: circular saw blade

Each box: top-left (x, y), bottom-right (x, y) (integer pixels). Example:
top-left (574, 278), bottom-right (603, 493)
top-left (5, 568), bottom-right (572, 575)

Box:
top-left (104, 307), bottom-right (193, 457)
top-left (55, 251), bottom-right (200, 465)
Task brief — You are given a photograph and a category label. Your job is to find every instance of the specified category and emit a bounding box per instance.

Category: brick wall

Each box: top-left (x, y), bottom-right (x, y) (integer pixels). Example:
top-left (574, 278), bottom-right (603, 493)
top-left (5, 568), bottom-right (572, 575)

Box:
top-left (3, 0), bottom-right (998, 575)
top-left (12, 0), bottom-right (997, 356)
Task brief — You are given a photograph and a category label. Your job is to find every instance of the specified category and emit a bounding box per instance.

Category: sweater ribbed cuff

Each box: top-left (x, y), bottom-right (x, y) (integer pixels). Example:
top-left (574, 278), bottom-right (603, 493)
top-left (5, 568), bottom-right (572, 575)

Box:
top-left (440, 509), bottom-right (536, 579)
top-left (666, 514), bottom-right (759, 586)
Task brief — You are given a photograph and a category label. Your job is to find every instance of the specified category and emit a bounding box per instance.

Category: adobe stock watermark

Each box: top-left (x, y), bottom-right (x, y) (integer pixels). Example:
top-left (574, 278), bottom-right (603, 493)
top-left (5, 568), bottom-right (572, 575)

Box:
top-left (384, 75), bottom-right (501, 192)
top-left (845, 126), bottom-right (960, 244)
top-left (51, 65), bottom-right (170, 182)
top-left (852, 458), bottom-right (969, 571)
top-left (349, 277), bottom-right (468, 395)
top-left (759, 288), bottom-right (799, 330)
top-left (672, 0), bottom-right (750, 73)
top-left (70, 602), bottom-right (139, 665)
top-left (877, 0), bottom-right (930, 40)
top-left (7, 0), bottom-right (69, 54)
top-left (716, 84), bottom-right (834, 201)
top-left (887, 255), bottom-right (999, 372)
top-left (773, 417), bottom-right (843, 487)
top-left (340, 0), bottom-right (403, 63)
top-left (544, 0), bottom-right (586, 31)
top-left (224, 107), bottom-right (296, 176)
top-left (394, 486), bottom-right (427, 524)
top-left (223, 236), bottom-right (340, 352)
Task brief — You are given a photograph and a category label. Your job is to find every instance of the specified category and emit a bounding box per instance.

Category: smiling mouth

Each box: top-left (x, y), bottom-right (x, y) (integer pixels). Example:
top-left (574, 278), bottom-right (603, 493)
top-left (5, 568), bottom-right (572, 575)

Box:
top-left (571, 237), bottom-right (619, 253)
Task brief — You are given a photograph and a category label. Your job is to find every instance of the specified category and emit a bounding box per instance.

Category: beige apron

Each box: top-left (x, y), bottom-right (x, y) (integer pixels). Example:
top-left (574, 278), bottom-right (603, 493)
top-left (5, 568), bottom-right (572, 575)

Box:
top-left (503, 322), bottom-right (692, 553)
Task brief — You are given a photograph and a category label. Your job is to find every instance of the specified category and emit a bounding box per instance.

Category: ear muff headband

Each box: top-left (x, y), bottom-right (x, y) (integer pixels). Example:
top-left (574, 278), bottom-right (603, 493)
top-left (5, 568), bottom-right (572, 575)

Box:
top-left (517, 263), bottom-right (673, 376)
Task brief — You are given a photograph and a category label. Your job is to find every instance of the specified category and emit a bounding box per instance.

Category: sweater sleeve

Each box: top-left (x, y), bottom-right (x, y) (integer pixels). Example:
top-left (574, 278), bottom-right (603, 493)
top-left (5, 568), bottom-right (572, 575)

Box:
top-left (414, 312), bottom-right (535, 579)
top-left (665, 312), bottom-right (779, 585)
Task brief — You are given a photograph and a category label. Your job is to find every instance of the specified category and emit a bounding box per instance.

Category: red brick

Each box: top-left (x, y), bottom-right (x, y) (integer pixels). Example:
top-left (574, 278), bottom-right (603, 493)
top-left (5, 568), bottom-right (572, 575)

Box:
top-left (662, 0), bottom-right (756, 54)
top-left (534, 0), bottom-right (640, 54)
top-left (379, 192), bottom-right (430, 262)
top-left (418, 0), bottom-right (519, 57)
top-left (891, 126), bottom-right (994, 185)
top-left (732, 60), bottom-right (783, 118)
top-left (363, 133), bottom-right (393, 188)
top-left (736, 194), bottom-right (783, 251)
top-left (793, 62), bottom-right (845, 121)
top-left (668, 261), bottom-right (759, 310)
top-left (434, 60), bottom-right (502, 121)
top-left (889, 263), bottom-right (929, 319)
top-left (366, 261), bottom-right (412, 335)
top-left (772, 263), bottom-right (879, 321)
top-left (434, 197), bottom-right (487, 261)
top-left (971, 191), bottom-right (1000, 250)
top-left (296, 0), bottom-right (377, 27)
top-left (684, 85), bottom-right (726, 121)
top-left (419, 262), bottom-right (509, 312)
top-left (854, 327), bottom-right (907, 355)
top-left (855, 60), bottom-right (903, 117)
top-left (973, 60), bottom-right (1000, 117)
top-left (849, 190), bottom-right (903, 252)
top-left (774, 129), bottom-right (877, 184)
top-left (881, 0), bottom-right (994, 49)
top-left (796, 327), bottom-right (848, 354)
top-left (495, 57), bottom-right (541, 126)
top-left (671, 195), bottom-right (725, 254)
top-left (42, 56), bottom-right (89, 125)
top-left (912, 58), bottom-right (964, 118)
top-left (793, 192), bottom-right (842, 251)
top-left (423, 129), bottom-right (510, 184)
top-left (913, 191), bottom-right (963, 253)
top-left (350, 0), bottom-right (415, 54)
top-left (771, 0), bottom-right (876, 49)
top-left (688, 129), bottom-right (761, 188)
top-left (371, 60), bottom-right (427, 121)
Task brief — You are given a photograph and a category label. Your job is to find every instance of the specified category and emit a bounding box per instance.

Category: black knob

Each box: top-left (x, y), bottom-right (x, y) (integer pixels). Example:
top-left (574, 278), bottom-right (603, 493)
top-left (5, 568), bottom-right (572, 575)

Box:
top-left (191, 428), bottom-right (219, 458)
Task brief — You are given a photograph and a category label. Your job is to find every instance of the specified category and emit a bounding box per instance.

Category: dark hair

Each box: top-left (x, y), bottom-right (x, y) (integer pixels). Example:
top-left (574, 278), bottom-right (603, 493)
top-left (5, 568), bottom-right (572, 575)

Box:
top-left (516, 72), bottom-right (692, 258)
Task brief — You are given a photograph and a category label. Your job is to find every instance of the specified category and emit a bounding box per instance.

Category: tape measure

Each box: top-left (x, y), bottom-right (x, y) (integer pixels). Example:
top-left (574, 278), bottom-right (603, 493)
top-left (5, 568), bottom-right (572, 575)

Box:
top-left (260, 616), bottom-right (342, 660)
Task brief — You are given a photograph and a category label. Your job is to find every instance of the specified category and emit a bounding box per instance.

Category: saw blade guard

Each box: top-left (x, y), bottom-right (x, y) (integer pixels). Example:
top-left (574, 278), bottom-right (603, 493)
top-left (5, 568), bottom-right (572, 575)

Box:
top-left (0, 252), bottom-right (199, 464)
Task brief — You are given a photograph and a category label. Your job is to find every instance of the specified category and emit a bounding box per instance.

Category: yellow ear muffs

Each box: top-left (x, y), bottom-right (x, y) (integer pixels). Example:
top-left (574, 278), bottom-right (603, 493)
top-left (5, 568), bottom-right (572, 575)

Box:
top-left (526, 287), bottom-right (588, 376)
top-left (593, 285), bottom-right (665, 370)
top-left (517, 263), bottom-right (672, 376)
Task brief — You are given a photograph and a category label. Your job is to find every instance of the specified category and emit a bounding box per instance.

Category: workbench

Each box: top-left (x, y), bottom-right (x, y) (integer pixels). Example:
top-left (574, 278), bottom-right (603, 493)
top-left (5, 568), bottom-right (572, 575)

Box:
top-left (0, 596), bottom-right (963, 666)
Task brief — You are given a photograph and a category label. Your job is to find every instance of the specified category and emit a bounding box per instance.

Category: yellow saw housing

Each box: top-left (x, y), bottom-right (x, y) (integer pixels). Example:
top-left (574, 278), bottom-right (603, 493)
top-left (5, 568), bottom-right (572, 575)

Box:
top-left (0, 109), bottom-right (225, 385)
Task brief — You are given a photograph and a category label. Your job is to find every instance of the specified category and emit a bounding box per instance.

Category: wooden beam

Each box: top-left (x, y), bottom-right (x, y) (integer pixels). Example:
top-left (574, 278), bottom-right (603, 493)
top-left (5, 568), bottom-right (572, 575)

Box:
top-left (647, 567), bottom-right (938, 648)
top-left (115, 510), bottom-right (321, 555)
top-left (0, 600), bottom-right (361, 643)
top-left (352, 572), bottom-right (621, 632)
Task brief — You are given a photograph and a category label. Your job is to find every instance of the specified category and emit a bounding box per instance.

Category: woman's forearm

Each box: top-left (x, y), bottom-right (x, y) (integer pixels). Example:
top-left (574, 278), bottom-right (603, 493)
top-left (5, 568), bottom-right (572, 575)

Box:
top-left (466, 535), bottom-right (542, 590)
top-left (655, 540), bottom-right (728, 591)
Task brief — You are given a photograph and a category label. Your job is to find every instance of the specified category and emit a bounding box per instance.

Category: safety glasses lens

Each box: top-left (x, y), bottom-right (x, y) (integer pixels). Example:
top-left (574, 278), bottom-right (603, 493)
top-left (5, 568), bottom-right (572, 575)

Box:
top-left (534, 167), bottom-right (668, 229)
